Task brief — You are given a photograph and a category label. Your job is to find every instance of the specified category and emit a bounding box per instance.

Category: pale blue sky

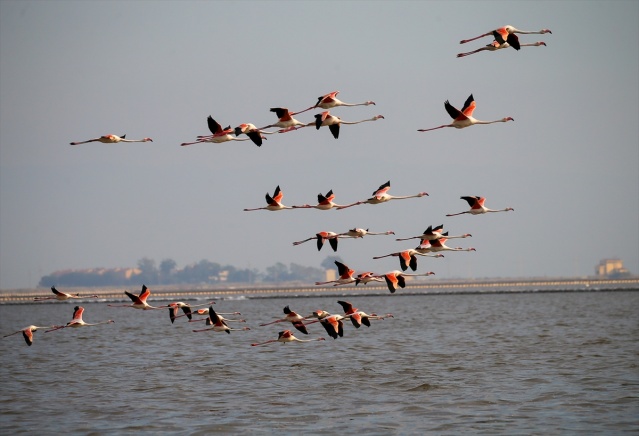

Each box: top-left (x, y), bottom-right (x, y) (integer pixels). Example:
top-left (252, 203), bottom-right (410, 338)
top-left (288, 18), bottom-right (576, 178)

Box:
top-left (1, 1), bottom-right (637, 289)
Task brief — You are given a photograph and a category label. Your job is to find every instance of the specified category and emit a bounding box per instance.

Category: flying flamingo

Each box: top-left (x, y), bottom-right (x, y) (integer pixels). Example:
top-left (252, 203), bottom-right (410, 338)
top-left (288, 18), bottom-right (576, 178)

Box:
top-left (354, 272), bottom-right (385, 286)
top-left (304, 311), bottom-right (346, 339)
top-left (417, 94), bottom-right (514, 133)
top-left (338, 228), bottom-right (395, 239)
top-left (233, 123), bottom-right (277, 147)
top-left (292, 189), bottom-right (354, 210)
top-left (336, 301), bottom-right (394, 328)
top-left (336, 181), bottom-right (428, 210)
top-left (373, 250), bottom-right (444, 271)
top-left (428, 237), bottom-right (477, 253)
top-left (33, 286), bottom-right (99, 301)
top-left (107, 285), bottom-right (165, 310)
top-left (181, 116), bottom-right (250, 146)
top-left (457, 40), bottom-right (547, 58)
top-left (311, 111), bottom-right (385, 139)
top-left (259, 305), bottom-right (313, 334)
top-left (292, 231), bottom-right (341, 252)
top-left (459, 25), bottom-right (552, 48)
top-left (243, 185), bottom-right (293, 211)
top-left (379, 270), bottom-right (436, 293)
top-left (258, 108), bottom-right (307, 133)
top-left (70, 134), bottom-right (153, 145)
top-left (192, 307), bottom-right (250, 334)
top-left (294, 91), bottom-right (376, 114)
top-left (46, 306), bottom-right (114, 332)
top-left (251, 330), bottom-right (325, 346)
top-left (315, 261), bottom-right (356, 286)
top-left (395, 224), bottom-right (472, 242)
top-left (168, 301), bottom-right (216, 323)
top-left (446, 196), bottom-right (514, 216)
top-left (3, 325), bottom-right (58, 346)
top-left (188, 308), bottom-right (245, 324)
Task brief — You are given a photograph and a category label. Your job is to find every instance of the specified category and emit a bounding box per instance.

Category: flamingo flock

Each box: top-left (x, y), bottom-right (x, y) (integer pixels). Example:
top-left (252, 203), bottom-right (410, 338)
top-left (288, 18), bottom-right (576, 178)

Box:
top-left (7, 23), bottom-right (544, 348)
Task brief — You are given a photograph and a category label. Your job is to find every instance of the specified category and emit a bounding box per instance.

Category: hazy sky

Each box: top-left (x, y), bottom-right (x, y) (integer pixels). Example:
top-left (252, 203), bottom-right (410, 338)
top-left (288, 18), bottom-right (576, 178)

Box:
top-left (1, 1), bottom-right (637, 289)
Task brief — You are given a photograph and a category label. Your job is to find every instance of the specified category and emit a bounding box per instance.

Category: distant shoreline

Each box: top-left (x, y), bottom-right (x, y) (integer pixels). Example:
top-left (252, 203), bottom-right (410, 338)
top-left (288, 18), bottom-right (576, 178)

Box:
top-left (1, 276), bottom-right (637, 304)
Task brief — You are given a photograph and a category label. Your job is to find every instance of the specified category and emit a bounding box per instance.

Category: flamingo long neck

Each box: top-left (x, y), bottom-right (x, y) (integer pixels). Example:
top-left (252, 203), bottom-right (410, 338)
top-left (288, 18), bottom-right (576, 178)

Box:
top-left (341, 116), bottom-right (381, 125)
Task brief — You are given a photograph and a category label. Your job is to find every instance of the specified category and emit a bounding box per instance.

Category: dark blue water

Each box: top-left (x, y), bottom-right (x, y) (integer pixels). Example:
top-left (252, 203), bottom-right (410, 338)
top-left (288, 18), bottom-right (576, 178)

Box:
top-left (1, 291), bottom-right (638, 434)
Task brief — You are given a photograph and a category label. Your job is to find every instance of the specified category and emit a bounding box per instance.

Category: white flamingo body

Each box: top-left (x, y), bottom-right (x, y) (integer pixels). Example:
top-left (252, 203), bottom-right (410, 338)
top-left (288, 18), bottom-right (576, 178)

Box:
top-left (70, 134), bottom-right (152, 145)
top-left (457, 40), bottom-right (547, 57)
top-left (244, 185), bottom-right (293, 211)
top-left (446, 196), bottom-right (514, 216)
top-left (418, 94), bottom-right (513, 132)
top-left (251, 329), bottom-right (325, 346)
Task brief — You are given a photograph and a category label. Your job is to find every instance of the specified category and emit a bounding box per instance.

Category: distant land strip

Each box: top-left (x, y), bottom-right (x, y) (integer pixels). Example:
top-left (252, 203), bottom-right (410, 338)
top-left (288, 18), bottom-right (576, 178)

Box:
top-left (1, 277), bottom-right (638, 304)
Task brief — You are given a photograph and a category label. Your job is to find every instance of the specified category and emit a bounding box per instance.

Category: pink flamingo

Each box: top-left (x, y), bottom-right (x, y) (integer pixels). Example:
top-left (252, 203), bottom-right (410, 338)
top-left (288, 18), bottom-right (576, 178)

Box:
top-left (373, 249), bottom-right (444, 271)
top-left (379, 271), bottom-right (436, 293)
top-left (354, 272), bottom-right (385, 286)
top-left (192, 307), bottom-right (250, 334)
top-left (70, 134), bottom-right (152, 145)
top-left (181, 116), bottom-right (250, 146)
top-left (233, 123), bottom-right (276, 147)
top-left (251, 329), bottom-right (325, 346)
top-left (446, 196), bottom-right (514, 216)
top-left (295, 91), bottom-right (376, 114)
top-left (292, 189), bottom-right (355, 210)
top-left (3, 325), bottom-right (58, 346)
top-left (304, 311), bottom-right (346, 340)
top-left (336, 301), bottom-right (393, 328)
top-left (457, 40), bottom-right (547, 58)
top-left (315, 261), bottom-right (356, 286)
top-left (259, 305), bottom-right (312, 334)
top-left (336, 181), bottom-right (428, 210)
top-left (258, 108), bottom-right (307, 132)
top-left (34, 286), bottom-right (99, 301)
top-left (427, 237), bottom-right (476, 253)
top-left (310, 111), bottom-right (385, 139)
top-left (460, 25), bottom-right (551, 48)
top-left (417, 94), bottom-right (514, 132)
top-left (46, 306), bottom-right (114, 332)
top-left (107, 285), bottom-right (165, 310)
top-left (244, 185), bottom-right (293, 211)
top-left (395, 224), bottom-right (472, 242)
top-left (292, 231), bottom-right (341, 252)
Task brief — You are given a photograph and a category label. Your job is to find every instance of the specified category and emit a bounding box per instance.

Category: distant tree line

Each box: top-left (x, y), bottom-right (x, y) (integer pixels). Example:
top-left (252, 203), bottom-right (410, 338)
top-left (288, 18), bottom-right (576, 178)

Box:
top-left (38, 256), bottom-right (343, 288)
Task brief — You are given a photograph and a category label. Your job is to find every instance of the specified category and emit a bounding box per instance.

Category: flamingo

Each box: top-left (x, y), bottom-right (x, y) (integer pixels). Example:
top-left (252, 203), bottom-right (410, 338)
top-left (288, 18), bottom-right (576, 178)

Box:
top-left (336, 301), bottom-right (393, 328)
top-left (304, 311), bottom-right (345, 339)
top-left (259, 305), bottom-right (312, 334)
top-left (188, 308), bottom-right (245, 324)
top-left (428, 237), bottom-right (477, 253)
top-left (354, 272), bottom-right (385, 286)
top-left (457, 40), bottom-right (547, 58)
top-left (258, 108), bottom-right (307, 133)
top-left (243, 185), bottom-right (293, 211)
top-left (379, 270), bottom-right (436, 293)
top-left (167, 301), bottom-right (215, 324)
top-left (336, 181), bottom-right (428, 210)
top-left (251, 330), bottom-right (325, 346)
top-left (459, 25), bottom-right (552, 48)
top-left (395, 225), bottom-right (472, 242)
top-left (46, 306), bottom-right (114, 332)
top-left (33, 286), bottom-right (99, 301)
top-left (70, 134), bottom-right (152, 145)
top-left (294, 91), bottom-right (376, 114)
top-left (315, 261), bottom-right (356, 286)
top-left (107, 285), bottom-right (165, 310)
top-left (417, 94), bottom-right (514, 132)
top-left (292, 231), bottom-right (341, 252)
top-left (446, 196), bottom-right (514, 216)
top-left (3, 325), bottom-right (58, 346)
top-left (192, 307), bottom-right (250, 334)
top-left (338, 228), bottom-right (395, 239)
top-left (233, 123), bottom-right (276, 147)
top-left (373, 250), bottom-right (444, 271)
top-left (292, 189), bottom-right (354, 210)
top-left (311, 111), bottom-right (385, 139)
top-left (181, 116), bottom-right (250, 146)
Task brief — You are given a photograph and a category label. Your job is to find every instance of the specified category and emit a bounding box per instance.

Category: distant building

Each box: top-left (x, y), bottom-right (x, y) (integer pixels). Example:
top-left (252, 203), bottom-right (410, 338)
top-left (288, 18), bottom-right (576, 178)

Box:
top-left (596, 258), bottom-right (630, 277)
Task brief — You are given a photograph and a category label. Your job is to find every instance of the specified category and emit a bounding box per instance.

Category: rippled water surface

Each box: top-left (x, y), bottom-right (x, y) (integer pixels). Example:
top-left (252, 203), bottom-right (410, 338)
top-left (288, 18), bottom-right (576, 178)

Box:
top-left (1, 291), bottom-right (638, 434)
